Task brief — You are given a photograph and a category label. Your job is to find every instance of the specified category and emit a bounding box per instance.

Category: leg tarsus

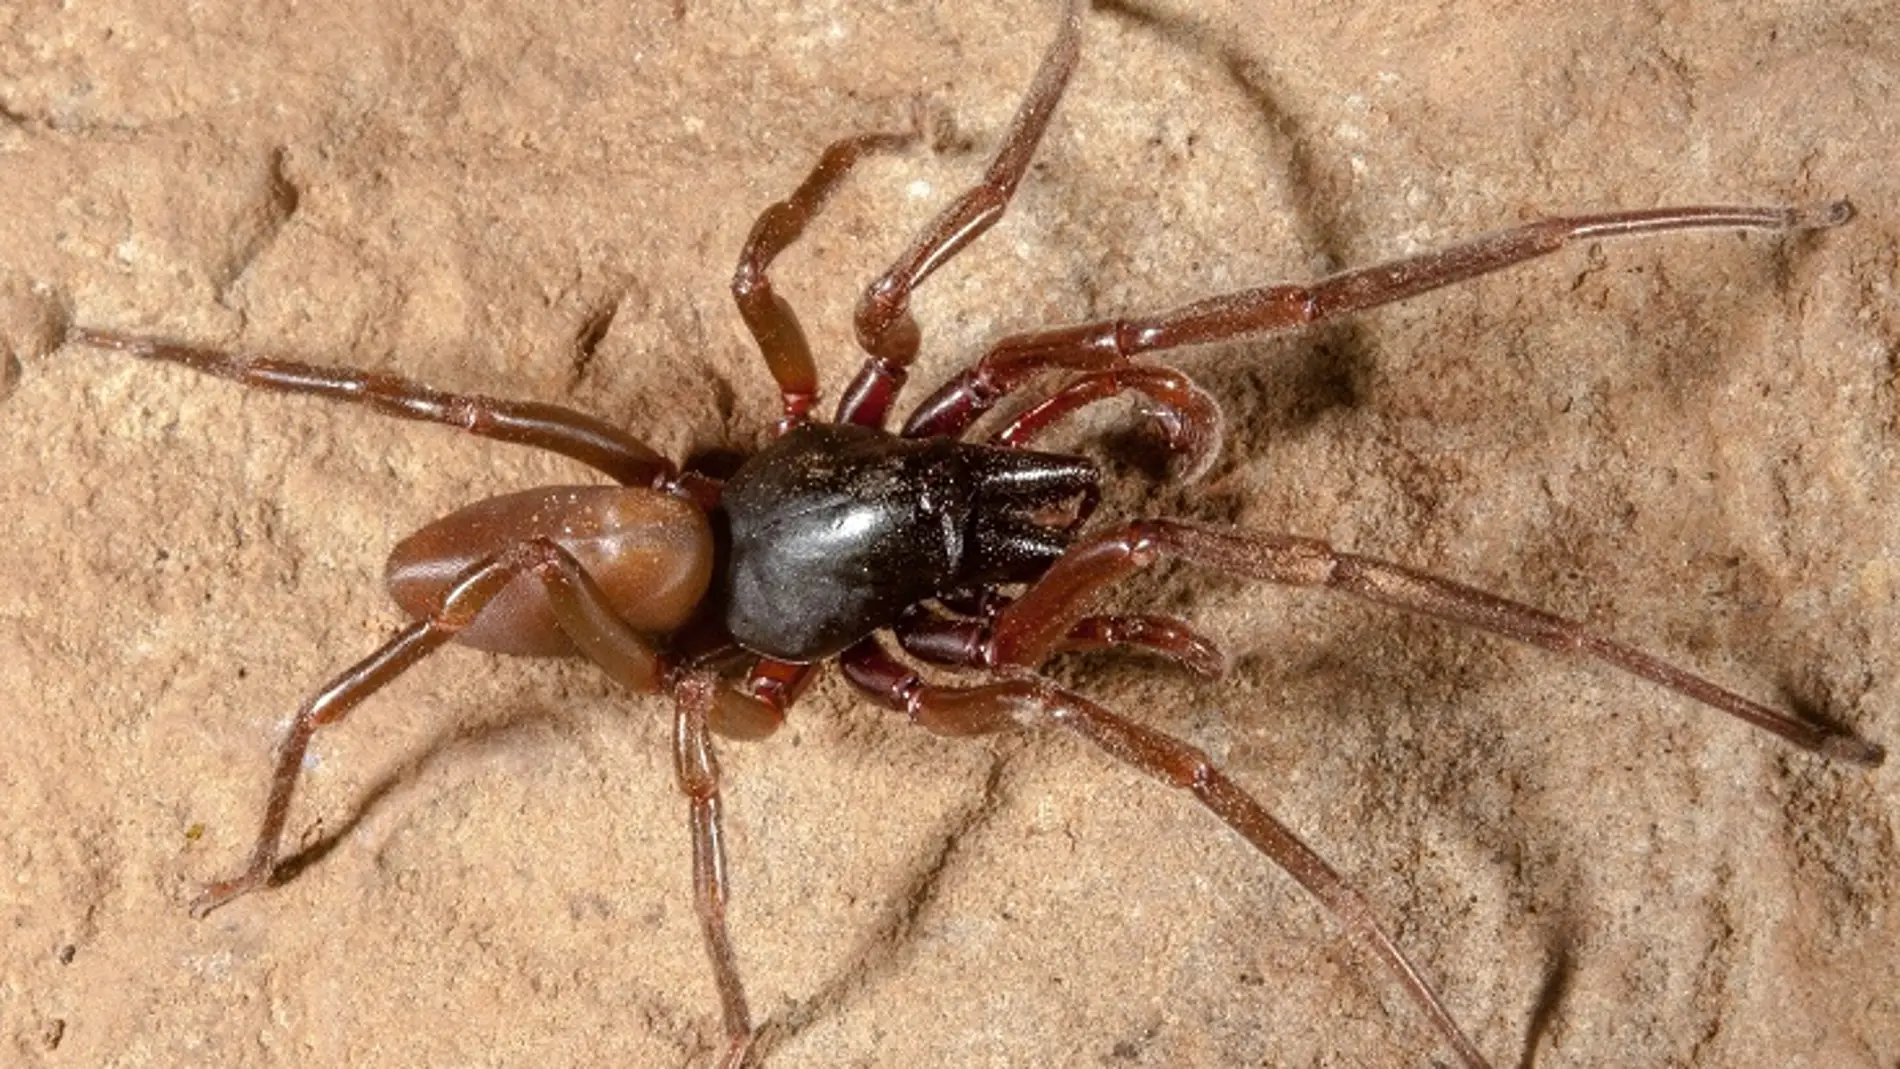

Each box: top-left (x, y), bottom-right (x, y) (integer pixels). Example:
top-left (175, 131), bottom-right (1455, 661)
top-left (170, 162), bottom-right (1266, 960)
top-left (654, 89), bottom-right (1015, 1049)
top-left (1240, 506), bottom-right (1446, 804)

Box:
top-left (189, 870), bottom-right (273, 920)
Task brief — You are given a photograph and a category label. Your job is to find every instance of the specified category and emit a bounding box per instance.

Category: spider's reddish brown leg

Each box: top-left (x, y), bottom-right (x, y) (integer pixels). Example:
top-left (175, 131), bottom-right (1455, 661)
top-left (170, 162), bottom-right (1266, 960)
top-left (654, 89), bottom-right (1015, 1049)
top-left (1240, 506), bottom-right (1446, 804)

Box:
top-left (1049, 614), bottom-right (1227, 676)
top-left (733, 133), bottom-right (913, 432)
top-left (992, 520), bottom-right (1887, 765)
top-left (989, 364), bottom-right (1226, 482)
top-left (190, 538), bottom-right (674, 917)
top-left (672, 673), bottom-right (755, 1069)
top-left (66, 328), bottom-right (673, 486)
top-left (904, 201), bottom-right (1855, 439)
top-left (737, 656), bottom-right (820, 726)
top-left (896, 603), bottom-right (1228, 679)
top-left (835, 0), bottom-right (1085, 428)
top-left (836, 639), bottom-right (1493, 1069)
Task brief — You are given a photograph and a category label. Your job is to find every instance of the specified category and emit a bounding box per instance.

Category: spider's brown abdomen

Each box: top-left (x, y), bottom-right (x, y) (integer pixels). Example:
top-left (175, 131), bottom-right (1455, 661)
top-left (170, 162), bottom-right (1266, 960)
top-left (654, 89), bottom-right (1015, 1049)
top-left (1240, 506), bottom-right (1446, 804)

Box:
top-left (385, 486), bottom-right (714, 657)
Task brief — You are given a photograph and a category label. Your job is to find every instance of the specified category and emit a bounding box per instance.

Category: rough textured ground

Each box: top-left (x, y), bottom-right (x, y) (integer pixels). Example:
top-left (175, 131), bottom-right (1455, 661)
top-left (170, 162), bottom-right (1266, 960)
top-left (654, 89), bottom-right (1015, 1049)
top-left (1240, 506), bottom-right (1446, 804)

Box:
top-left (2, 1), bottom-right (1896, 1066)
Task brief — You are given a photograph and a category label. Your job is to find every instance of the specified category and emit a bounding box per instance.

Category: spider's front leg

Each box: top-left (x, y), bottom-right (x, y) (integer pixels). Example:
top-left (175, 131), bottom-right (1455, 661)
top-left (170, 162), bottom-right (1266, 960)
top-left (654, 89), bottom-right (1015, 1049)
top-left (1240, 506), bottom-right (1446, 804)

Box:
top-left (902, 201), bottom-right (1854, 441)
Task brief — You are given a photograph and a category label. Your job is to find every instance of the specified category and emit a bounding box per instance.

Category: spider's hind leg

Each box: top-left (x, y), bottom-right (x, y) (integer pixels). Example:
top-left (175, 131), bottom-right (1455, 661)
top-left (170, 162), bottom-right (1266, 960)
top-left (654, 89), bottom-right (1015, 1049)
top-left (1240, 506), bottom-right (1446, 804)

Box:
top-left (189, 537), bottom-right (680, 917)
top-left (66, 327), bottom-right (672, 485)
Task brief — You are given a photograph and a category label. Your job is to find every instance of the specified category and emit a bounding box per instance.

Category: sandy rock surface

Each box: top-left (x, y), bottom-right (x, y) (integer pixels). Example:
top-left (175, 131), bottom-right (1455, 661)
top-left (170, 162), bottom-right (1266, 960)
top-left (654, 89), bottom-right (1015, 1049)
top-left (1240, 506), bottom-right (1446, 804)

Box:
top-left (2, 1), bottom-right (1895, 1066)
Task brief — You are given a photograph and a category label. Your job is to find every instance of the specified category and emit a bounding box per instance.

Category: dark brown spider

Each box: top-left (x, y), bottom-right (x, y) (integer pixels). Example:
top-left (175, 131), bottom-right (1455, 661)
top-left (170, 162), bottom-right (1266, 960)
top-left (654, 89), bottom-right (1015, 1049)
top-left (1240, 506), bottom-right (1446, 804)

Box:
top-left (45, 2), bottom-right (1883, 1066)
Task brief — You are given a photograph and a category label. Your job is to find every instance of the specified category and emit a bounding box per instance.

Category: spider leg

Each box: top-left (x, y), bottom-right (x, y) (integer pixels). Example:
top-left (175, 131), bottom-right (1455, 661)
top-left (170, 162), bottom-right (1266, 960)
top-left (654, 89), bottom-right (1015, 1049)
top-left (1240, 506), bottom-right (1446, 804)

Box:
top-left (1051, 614), bottom-right (1227, 676)
top-left (732, 133), bottom-right (914, 432)
top-left (188, 618), bottom-right (455, 918)
top-left (987, 364), bottom-right (1225, 482)
top-left (672, 672), bottom-right (755, 1069)
top-left (835, 0), bottom-right (1084, 428)
top-left (66, 327), bottom-right (672, 486)
top-left (896, 602), bottom-right (1228, 678)
top-left (903, 201), bottom-right (1855, 439)
top-left (836, 637), bottom-right (1493, 1069)
top-left (737, 657), bottom-right (820, 728)
top-left (189, 537), bottom-right (737, 917)
top-left (992, 520), bottom-right (1886, 765)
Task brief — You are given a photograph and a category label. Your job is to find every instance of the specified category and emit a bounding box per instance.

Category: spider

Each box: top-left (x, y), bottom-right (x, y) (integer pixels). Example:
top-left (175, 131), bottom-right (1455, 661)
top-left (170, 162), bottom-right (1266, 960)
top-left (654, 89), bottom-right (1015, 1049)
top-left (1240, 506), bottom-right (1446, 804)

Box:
top-left (42, 1), bottom-right (1883, 1066)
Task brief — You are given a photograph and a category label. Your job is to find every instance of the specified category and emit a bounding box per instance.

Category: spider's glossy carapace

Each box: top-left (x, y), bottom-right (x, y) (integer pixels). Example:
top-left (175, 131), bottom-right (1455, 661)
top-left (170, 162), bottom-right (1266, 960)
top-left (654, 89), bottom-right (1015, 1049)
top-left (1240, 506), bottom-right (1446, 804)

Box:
top-left (719, 421), bottom-right (1095, 662)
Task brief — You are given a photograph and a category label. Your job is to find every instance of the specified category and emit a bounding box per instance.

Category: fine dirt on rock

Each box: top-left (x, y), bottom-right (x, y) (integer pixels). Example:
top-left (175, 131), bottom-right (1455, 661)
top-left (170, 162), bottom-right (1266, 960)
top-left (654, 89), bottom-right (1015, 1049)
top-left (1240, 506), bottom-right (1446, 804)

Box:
top-left (3, 2), bottom-right (1896, 1066)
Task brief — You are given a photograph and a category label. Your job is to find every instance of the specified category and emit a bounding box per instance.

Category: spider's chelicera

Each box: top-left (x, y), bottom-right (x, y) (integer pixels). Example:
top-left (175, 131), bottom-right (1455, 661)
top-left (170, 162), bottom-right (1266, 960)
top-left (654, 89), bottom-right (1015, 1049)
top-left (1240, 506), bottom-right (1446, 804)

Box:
top-left (60, 3), bottom-right (1881, 1066)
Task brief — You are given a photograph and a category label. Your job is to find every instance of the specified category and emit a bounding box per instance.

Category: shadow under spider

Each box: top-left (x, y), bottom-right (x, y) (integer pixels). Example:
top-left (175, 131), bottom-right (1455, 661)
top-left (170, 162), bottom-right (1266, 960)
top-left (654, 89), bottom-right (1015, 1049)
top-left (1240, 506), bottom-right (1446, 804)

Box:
top-left (1518, 941), bottom-right (1576, 1069)
top-left (746, 743), bottom-right (1021, 1062)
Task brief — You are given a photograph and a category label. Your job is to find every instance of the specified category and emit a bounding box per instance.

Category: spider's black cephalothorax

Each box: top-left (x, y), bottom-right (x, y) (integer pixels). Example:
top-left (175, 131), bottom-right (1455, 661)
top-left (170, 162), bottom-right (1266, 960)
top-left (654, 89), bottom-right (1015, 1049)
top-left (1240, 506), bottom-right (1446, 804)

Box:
top-left (719, 421), bottom-right (1095, 662)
